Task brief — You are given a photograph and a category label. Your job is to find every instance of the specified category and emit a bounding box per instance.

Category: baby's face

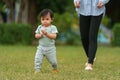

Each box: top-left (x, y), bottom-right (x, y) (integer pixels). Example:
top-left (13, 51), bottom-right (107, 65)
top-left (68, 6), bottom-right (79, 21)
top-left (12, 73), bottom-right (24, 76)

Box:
top-left (41, 13), bottom-right (53, 27)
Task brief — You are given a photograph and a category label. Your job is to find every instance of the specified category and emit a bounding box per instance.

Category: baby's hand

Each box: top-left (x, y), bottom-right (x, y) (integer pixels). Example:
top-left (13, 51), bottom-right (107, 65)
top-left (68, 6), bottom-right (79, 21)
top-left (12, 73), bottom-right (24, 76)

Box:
top-left (41, 30), bottom-right (47, 35)
top-left (35, 33), bottom-right (43, 39)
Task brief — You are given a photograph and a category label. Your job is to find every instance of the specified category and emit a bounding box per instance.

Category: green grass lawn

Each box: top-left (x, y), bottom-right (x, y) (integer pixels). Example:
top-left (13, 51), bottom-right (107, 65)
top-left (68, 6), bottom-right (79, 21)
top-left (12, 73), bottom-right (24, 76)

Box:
top-left (0, 45), bottom-right (120, 80)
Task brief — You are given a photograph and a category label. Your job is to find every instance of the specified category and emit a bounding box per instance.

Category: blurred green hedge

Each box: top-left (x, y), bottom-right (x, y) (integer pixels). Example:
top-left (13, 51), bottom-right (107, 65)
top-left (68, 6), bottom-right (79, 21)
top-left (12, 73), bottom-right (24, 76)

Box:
top-left (52, 12), bottom-right (81, 45)
top-left (0, 23), bottom-right (33, 45)
top-left (112, 23), bottom-right (120, 46)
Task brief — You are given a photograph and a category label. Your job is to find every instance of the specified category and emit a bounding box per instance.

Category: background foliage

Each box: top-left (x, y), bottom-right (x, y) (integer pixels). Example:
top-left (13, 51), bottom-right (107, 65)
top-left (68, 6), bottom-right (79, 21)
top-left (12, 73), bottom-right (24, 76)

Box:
top-left (0, 23), bottom-right (33, 45)
top-left (112, 23), bottom-right (120, 46)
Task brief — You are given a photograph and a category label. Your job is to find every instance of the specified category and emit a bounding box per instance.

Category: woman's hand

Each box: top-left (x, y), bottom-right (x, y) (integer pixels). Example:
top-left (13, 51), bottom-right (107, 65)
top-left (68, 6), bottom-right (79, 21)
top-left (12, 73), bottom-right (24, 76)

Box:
top-left (97, 1), bottom-right (104, 8)
top-left (74, 0), bottom-right (80, 8)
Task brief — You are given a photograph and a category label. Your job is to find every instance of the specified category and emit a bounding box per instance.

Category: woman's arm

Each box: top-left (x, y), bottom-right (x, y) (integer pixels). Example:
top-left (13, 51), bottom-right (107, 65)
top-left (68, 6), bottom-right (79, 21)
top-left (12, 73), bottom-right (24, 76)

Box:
top-left (97, 0), bottom-right (109, 8)
top-left (99, 0), bottom-right (110, 5)
top-left (74, 0), bottom-right (80, 8)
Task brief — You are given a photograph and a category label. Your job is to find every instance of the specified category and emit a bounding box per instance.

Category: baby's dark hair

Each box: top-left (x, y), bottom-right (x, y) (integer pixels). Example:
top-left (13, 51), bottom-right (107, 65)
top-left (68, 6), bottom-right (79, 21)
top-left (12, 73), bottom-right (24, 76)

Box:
top-left (39, 9), bottom-right (54, 18)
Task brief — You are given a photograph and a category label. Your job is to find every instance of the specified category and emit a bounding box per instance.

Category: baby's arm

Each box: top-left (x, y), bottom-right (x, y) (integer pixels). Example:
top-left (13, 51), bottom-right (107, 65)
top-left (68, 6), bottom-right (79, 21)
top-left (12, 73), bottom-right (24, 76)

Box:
top-left (41, 30), bottom-right (57, 39)
top-left (35, 33), bottom-right (43, 39)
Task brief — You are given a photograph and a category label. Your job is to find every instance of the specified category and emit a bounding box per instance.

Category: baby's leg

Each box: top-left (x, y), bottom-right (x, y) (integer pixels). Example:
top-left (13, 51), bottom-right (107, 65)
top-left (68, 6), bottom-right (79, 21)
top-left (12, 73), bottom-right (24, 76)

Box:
top-left (46, 47), bottom-right (57, 69)
top-left (35, 48), bottom-right (44, 71)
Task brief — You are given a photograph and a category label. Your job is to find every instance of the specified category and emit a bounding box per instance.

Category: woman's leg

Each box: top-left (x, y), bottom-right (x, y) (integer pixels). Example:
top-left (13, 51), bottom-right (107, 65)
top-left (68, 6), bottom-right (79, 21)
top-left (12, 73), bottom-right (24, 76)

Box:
top-left (88, 14), bottom-right (103, 64)
top-left (80, 15), bottom-right (91, 57)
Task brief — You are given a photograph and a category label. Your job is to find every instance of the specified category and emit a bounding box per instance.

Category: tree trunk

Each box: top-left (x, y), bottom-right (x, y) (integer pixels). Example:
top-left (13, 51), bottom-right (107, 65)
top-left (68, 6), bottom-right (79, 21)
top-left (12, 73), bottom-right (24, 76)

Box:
top-left (28, 0), bottom-right (37, 31)
top-left (3, 0), bottom-right (15, 23)
top-left (17, 0), bottom-right (28, 23)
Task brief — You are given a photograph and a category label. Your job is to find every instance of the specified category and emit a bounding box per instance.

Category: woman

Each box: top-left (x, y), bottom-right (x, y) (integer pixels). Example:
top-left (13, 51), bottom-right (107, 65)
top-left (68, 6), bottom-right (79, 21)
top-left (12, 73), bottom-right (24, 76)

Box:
top-left (73, 0), bottom-right (110, 70)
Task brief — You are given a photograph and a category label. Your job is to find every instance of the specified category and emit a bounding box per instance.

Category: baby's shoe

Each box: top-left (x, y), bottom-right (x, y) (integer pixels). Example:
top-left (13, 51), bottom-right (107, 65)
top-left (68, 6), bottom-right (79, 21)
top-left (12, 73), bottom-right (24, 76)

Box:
top-left (52, 69), bottom-right (58, 73)
top-left (34, 70), bottom-right (41, 74)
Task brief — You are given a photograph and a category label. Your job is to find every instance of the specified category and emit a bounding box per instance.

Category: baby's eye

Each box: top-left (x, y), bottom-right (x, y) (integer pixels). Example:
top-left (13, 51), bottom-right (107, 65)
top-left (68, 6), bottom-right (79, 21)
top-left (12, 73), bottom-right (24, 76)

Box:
top-left (42, 19), bottom-right (44, 20)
